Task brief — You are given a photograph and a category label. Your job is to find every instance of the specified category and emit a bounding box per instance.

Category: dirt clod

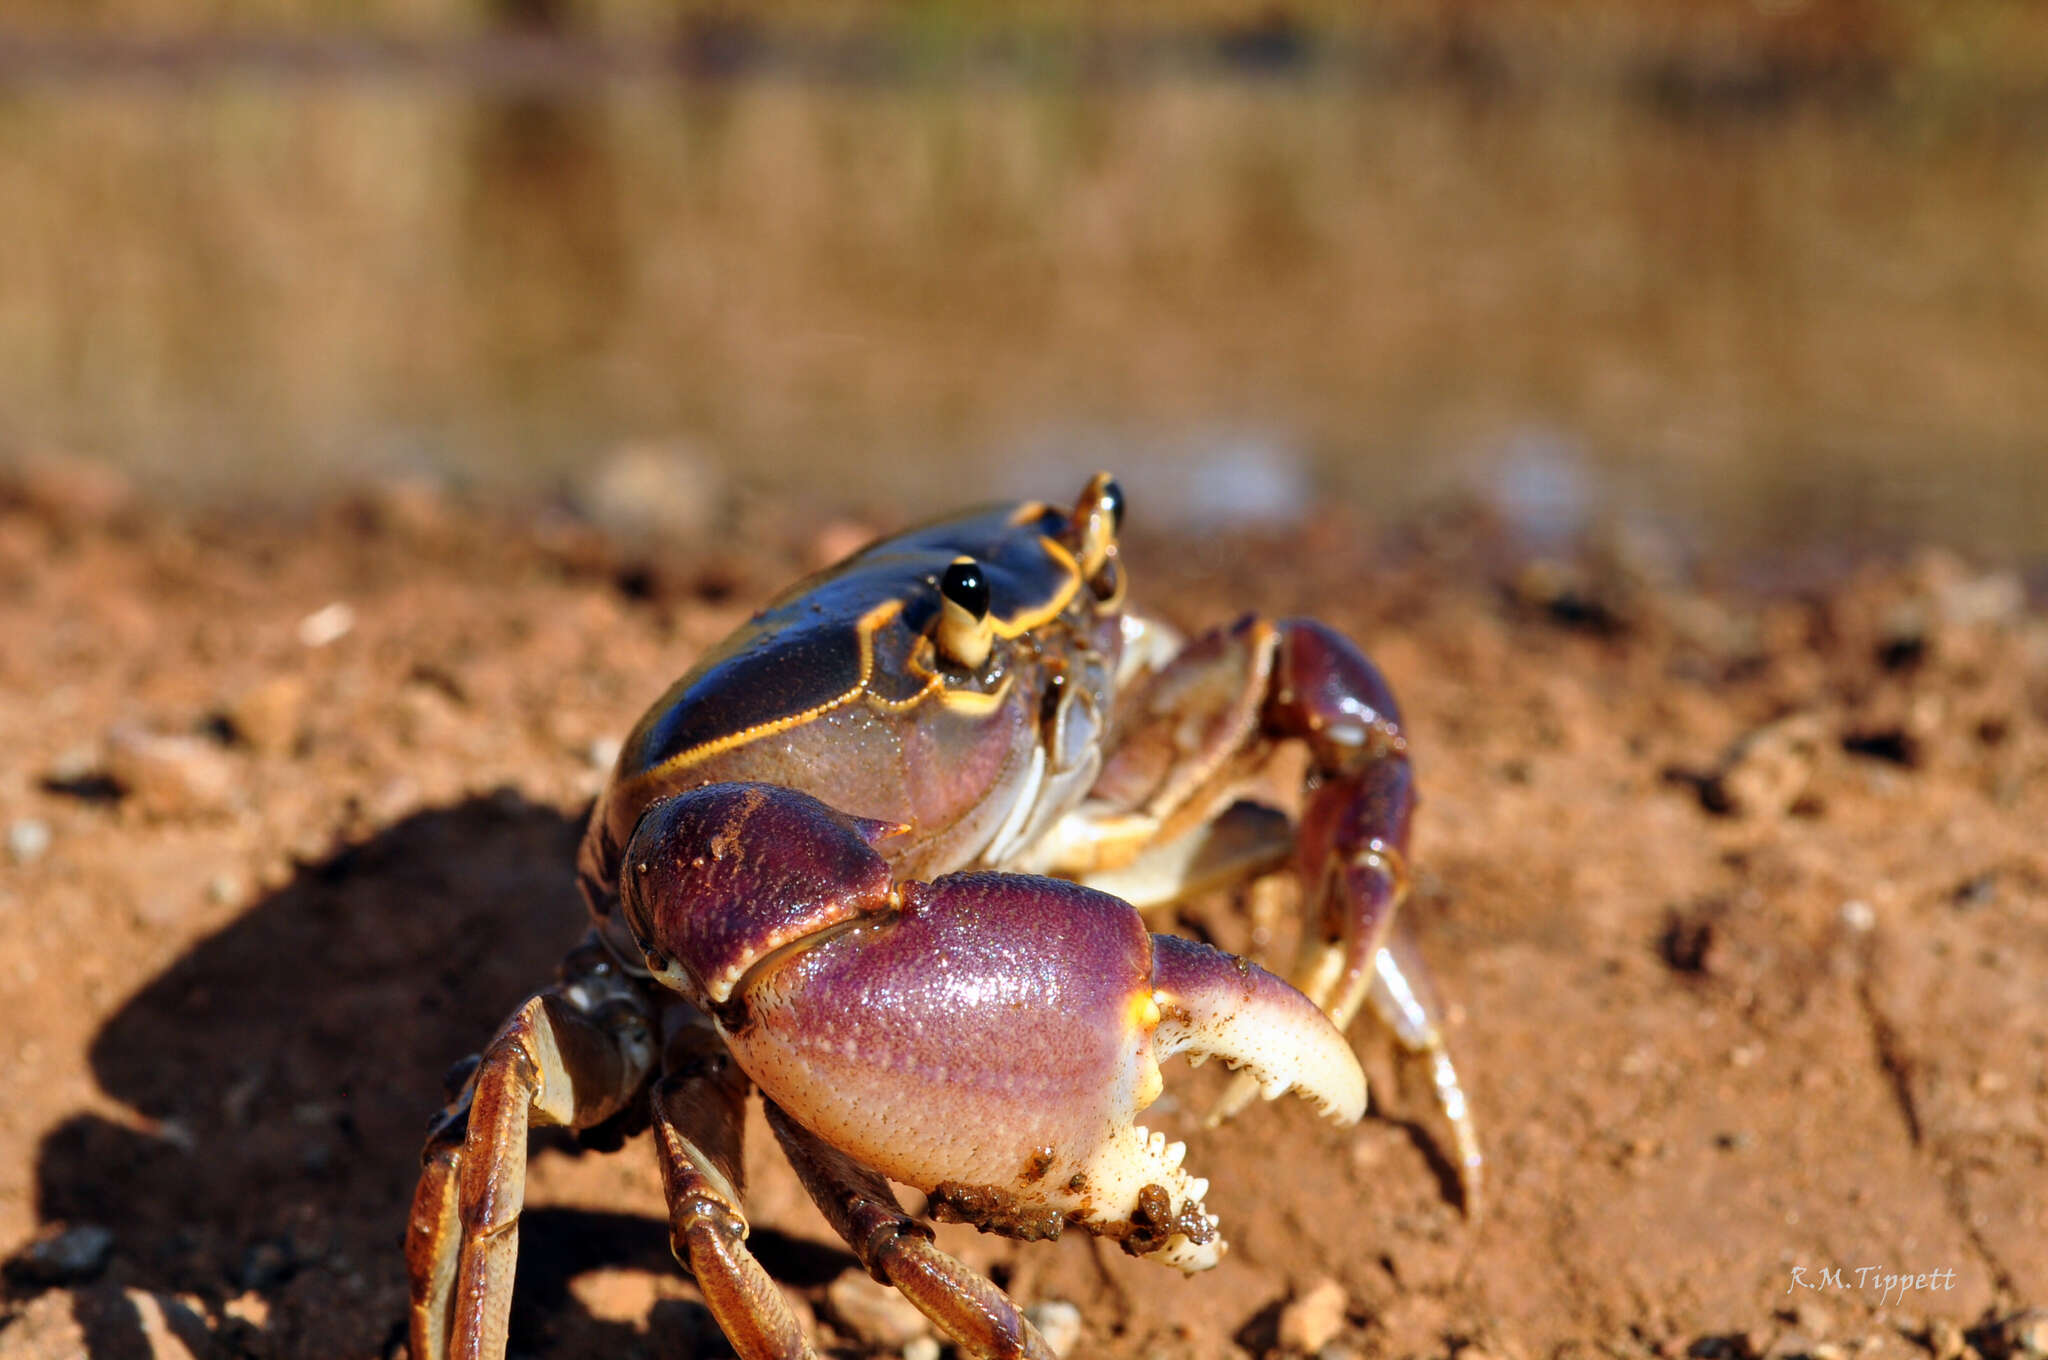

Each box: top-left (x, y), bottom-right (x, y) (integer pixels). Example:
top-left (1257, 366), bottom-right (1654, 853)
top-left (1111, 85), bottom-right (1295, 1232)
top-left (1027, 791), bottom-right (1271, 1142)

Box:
top-left (103, 724), bottom-right (239, 818)
top-left (1025, 1299), bottom-right (1084, 1356)
top-left (1277, 1277), bottom-right (1348, 1354)
top-left (826, 1271), bottom-right (931, 1349)
top-left (224, 676), bottom-right (310, 757)
top-left (6, 817), bottom-right (51, 865)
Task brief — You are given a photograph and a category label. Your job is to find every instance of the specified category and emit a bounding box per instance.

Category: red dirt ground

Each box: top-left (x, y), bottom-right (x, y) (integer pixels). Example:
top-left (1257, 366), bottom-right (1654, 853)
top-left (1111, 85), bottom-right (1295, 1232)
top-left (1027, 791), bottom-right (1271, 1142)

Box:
top-left (0, 464), bottom-right (2043, 1360)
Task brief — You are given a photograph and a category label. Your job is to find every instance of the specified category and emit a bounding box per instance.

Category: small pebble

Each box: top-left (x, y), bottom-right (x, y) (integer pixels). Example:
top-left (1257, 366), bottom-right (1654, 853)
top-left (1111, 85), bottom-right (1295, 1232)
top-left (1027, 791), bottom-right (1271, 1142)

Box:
top-left (297, 601), bottom-right (356, 648)
top-left (587, 735), bottom-right (623, 772)
top-left (224, 675), bottom-right (308, 756)
top-left (104, 725), bottom-right (238, 819)
top-left (1935, 570), bottom-right (2025, 628)
top-left (1766, 1333), bottom-right (1818, 1360)
top-left (1025, 1299), bottom-right (1084, 1356)
top-left (10, 1223), bottom-right (116, 1284)
top-left (222, 1291), bottom-right (271, 1329)
top-left (46, 744), bottom-right (99, 785)
top-left (1711, 713), bottom-right (1827, 819)
top-left (1927, 1318), bottom-right (1967, 1360)
top-left (903, 1338), bottom-right (942, 1360)
top-left (1840, 900), bottom-right (1876, 933)
top-left (1277, 1277), bottom-right (1348, 1354)
top-left (826, 1271), bottom-right (931, 1349)
top-left (8, 817), bottom-right (51, 865)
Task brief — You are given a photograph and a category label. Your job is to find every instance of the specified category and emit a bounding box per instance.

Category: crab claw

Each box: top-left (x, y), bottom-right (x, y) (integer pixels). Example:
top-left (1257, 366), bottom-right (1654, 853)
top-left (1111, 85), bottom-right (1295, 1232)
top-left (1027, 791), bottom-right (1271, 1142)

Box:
top-left (1150, 933), bottom-right (1368, 1126)
top-left (622, 783), bottom-right (1366, 1274)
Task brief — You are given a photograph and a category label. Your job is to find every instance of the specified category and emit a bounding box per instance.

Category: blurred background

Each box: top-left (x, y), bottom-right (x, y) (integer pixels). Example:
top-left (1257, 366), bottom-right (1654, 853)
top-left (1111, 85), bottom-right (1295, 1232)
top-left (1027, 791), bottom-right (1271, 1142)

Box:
top-left (3, 0), bottom-right (2046, 558)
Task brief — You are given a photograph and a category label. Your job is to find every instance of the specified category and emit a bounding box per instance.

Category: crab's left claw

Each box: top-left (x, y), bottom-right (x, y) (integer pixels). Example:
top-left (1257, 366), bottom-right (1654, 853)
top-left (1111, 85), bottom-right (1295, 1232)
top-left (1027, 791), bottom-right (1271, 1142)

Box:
top-left (621, 783), bottom-right (1364, 1273)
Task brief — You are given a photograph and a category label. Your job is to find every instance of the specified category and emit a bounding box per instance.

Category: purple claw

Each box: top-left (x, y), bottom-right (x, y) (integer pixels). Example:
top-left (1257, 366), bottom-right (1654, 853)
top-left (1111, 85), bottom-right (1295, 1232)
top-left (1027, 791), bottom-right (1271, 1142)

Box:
top-left (1150, 933), bottom-right (1368, 1126)
top-left (620, 782), bottom-right (904, 1006)
top-left (622, 783), bottom-right (1367, 1271)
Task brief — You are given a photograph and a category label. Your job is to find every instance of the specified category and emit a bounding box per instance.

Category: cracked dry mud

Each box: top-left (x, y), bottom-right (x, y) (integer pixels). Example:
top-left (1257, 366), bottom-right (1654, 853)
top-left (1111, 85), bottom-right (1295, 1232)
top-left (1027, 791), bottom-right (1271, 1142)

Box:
top-left (0, 474), bottom-right (2043, 1360)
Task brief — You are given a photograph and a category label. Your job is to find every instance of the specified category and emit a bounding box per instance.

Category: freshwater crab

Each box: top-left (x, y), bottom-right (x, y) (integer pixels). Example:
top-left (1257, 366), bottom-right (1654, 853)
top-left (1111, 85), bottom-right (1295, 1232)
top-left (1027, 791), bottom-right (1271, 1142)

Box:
top-left (407, 473), bottom-right (1481, 1359)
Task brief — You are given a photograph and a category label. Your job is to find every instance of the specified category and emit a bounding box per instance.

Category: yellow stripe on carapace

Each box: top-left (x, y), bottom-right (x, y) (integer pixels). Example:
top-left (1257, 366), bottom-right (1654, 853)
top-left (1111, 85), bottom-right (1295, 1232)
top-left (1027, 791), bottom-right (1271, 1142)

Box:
top-left (987, 536), bottom-right (1081, 638)
top-left (618, 591), bottom-right (1032, 792)
top-left (933, 672), bottom-right (1016, 718)
top-left (620, 599), bottom-right (905, 792)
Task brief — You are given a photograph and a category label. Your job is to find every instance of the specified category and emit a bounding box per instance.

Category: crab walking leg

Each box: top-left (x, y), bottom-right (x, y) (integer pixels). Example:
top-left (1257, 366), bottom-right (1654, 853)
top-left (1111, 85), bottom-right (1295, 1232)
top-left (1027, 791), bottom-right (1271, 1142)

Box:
top-left (1250, 620), bottom-right (1481, 1209)
top-left (407, 938), bottom-right (656, 1360)
top-left (409, 1105), bottom-right (467, 1356)
top-left (1072, 794), bottom-right (1477, 1206)
top-left (1080, 616), bottom-right (1480, 1208)
top-left (1206, 749), bottom-right (1416, 1126)
top-left (763, 1103), bottom-right (1056, 1360)
top-left (1367, 921), bottom-right (1485, 1210)
top-left (649, 1011), bottom-right (816, 1360)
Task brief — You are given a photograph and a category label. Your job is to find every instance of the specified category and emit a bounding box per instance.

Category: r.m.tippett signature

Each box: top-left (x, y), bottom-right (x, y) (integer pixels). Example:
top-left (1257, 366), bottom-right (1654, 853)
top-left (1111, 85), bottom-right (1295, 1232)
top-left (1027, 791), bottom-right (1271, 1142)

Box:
top-left (1786, 1266), bottom-right (1959, 1305)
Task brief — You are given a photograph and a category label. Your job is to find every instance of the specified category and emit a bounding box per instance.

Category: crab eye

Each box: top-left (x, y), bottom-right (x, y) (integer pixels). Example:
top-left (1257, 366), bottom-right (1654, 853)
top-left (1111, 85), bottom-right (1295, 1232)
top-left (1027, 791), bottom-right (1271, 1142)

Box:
top-left (936, 556), bottom-right (995, 670)
top-left (1070, 471), bottom-right (1122, 579)
top-left (939, 559), bottom-right (990, 620)
top-left (1101, 478), bottom-right (1125, 532)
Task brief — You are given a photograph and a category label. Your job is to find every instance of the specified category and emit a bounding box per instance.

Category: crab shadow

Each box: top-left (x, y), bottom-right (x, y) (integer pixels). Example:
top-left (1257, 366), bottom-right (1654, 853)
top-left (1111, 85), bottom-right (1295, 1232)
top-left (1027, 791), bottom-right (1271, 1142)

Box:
top-left (19, 793), bottom-right (851, 1358)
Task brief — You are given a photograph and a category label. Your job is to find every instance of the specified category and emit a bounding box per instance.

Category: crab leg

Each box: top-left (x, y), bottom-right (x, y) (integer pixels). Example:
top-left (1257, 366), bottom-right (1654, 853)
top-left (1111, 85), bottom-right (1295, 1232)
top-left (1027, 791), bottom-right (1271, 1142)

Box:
top-left (406, 937), bottom-right (657, 1360)
top-left (1080, 616), bottom-right (1482, 1210)
top-left (764, 1102), bottom-right (1056, 1360)
top-left (650, 1008), bottom-right (816, 1360)
top-left (1368, 921), bottom-right (1484, 1205)
top-left (1237, 621), bottom-right (1489, 1211)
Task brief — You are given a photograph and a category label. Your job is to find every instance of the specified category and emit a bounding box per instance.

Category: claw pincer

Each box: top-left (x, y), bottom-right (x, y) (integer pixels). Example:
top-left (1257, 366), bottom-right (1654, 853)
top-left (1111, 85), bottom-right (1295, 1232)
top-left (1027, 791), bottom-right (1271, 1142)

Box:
top-left (622, 782), bottom-right (1365, 1272)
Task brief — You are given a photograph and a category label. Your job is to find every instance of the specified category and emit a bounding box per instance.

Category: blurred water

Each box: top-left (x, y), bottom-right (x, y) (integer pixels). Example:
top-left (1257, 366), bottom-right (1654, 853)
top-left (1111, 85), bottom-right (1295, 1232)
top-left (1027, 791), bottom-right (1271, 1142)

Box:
top-left (2, 64), bottom-right (2044, 554)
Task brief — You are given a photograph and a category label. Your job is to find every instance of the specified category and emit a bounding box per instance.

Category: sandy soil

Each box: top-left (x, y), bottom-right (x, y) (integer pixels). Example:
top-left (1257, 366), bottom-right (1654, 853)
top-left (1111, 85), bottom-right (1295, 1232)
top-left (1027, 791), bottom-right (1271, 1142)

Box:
top-left (0, 463), bottom-right (2043, 1360)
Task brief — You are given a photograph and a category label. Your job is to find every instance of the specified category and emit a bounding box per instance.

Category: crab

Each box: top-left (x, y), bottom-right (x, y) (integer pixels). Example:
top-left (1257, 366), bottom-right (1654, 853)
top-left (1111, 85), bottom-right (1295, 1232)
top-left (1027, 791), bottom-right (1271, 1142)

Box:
top-left (406, 473), bottom-right (1481, 1360)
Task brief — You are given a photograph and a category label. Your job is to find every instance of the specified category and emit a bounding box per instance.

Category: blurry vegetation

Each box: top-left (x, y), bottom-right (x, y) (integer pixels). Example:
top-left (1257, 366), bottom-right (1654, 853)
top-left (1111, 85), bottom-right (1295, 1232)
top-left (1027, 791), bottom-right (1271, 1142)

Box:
top-left (7, 0), bottom-right (2048, 91)
top-left (1, 0), bottom-right (2045, 553)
